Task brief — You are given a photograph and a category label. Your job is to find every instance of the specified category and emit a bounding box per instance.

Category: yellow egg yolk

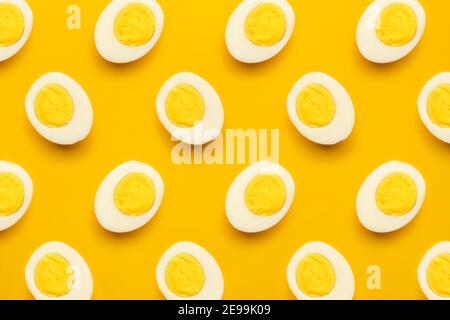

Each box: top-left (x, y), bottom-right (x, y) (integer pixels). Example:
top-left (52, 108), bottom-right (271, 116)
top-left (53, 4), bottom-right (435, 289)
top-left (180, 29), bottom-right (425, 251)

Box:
top-left (244, 3), bottom-right (286, 46)
top-left (34, 84), bottom-right (74, 128)
top-left (427, 253), bottom-right (450, 297)
top-left (114, 3), bottom-right (155, 46)
top-left (376, 3), bottom-right (417, 47)
top-left (0, 3), bottom-right (24, 47)
top-left (296, 84), bottom-right (336, 128)
top-left (296, 254), bottom-right (336, 298)
top-left (376, 173), bottom-right (417, 216)
top-left (245, 174), bottom-right (286, 216)
top-left (34, 253), bottom-right (74, 297)
top-left (0, 173), bottom-right (24, 216)
top-left (165, 84), bottom-right (205, 128)
top-left (165, 253), bottom-right (205, 297)
top-left (114, 173), bottom-right (155, 216)
top-left (427, 84), bottom-right (450, 128)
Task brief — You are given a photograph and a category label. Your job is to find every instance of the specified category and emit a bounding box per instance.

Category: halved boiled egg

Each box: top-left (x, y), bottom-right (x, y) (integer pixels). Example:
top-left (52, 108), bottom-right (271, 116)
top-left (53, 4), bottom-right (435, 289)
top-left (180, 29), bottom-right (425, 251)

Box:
top-left (0, 0), bottom-right (33, 62)
top-left (95, 0), bottom-right (164, 63)
top-left (287, 242), bottom-right (355, 300)
top-left (156, 72), bottom-right (224, 145)
top-left (25, 72), bottom-right (93, 145)
top-left (156, 241), bottom-right (224, 300)
top-left (225, 0), bottom-right (295, 63)
top-left (95, 161), bottom-right (164, 233)
top-left (0, 161), bottom-right (32, 231)
top-left (418, 242), bottom-right (450, 300)
top-left (356, 0), bottom-right (425, 63)
top-left (418, 72), bottom-right (450, 143)
top-left (356, 161), bottom-right (425, 233)
top-left (225, 161), bottom-right (295, 233)
top-left (287, 72), bottom-right (355, 145)
top-left (25, 241), bottom-right (93, 300)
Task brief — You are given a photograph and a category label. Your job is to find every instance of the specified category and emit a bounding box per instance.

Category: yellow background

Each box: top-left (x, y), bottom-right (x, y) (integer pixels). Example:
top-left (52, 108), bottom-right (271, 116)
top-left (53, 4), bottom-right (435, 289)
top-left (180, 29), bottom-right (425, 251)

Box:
top-left (0, 0), bottom-right (449, 300)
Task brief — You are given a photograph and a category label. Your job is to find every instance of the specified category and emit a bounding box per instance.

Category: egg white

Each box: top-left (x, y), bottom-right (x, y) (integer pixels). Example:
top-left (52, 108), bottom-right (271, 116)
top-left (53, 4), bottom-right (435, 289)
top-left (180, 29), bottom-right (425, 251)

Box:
top-left (0, 161), bottom-right (32, 231)
top-left (95, 160), bottom-right (164, 233)
top-left (418, 72), bottom-right (450, 143)
top-left (25, 72), bottom-right (93, 145)
top-left (95, 0), bottom-right (164, 63)
top-left (418, 242), bottom-right (450, 300)
top-left (356, 161), bottom-right (425, 233)
top-left (225, 0), bottom-right (295, 63)
top-left (356, 0), bottom-right (425, 64)
top-left (25, 241), bottom-right (93, 300)
top-left (225, 161), bottom-right (295, 233)
top-left (156, 72), bottom-right (224, 145)
top-left (156, 241), bottom-right (224, 300)
top-left (287, 72), bottom-right (355, 145)
top-left (0, 0), bottom-right (33, 62)
top-left (287, 241), bottom-right (355, 300)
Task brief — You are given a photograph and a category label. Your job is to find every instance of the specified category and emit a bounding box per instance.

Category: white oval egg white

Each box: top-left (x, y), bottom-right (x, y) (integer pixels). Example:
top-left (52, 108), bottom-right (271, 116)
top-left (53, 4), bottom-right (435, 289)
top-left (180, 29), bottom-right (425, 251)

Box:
top-left (225, 161), bottom-right (295, 233)
top-left (225, 0), bottom-right (295, 63)
top-left (95, 161), bottom-right (164, 233)
top-left (0, 0), bottom-right (33, 62)
top-left (156, 72), bottom-right (224, 145)
top-left (287, 72), bottom-right (355, 145)
top-left (25, 72), bottom-right (93, 145)
top-left (356, 161), bottom-right (425, 233)
top-left (0, 161), bottom-right (33, 231)
top-left (356, 0), bottom-right (425, 63)
top-left (156, 241), bottom-right (224, 300)
top-left (418, 72), bottom-right (450, 143)
top-left (95, 0), bottom-right (164, 63)
top-left (418, 242), bottom-right (450, 300)
top-left (286, 241), bottom-right (355, 300)
top-left (25, 241), bottom-right (93, 300)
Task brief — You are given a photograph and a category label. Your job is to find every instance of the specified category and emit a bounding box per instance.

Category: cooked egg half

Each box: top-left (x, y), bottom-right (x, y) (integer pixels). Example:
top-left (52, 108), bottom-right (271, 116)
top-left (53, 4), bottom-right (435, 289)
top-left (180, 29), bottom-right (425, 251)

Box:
top-left (418, 72), bottom-right (450, 143)
top-left (357, 161), bottom-right (425, 233)
top-left (0, 161), bottom-right (32, 231)
top-left (25, 241), bottom-right (93, 300)
top-left (418, 242), bottom-right (450, 300)
top-left (156, 241), bottom-right (224, 300)
top-left (225, 0), bottom-right (295, 63)
top-left (95, 161), bottom-right (164, 233)
top-left (357, 0), bottom-right (425, 63)
top-left (287, 242), bottom-right (355, 300)
top-left (25, 72), bottom-right (93, 145)
top-left (287, 72), bottom-right (355, 145)
top-left (156, 72), bottom-right (224, 145)
top-left (226, 161), bottom-right (295, 233)
top-left (0, 0), bottom-right (33, 62)
top-left (95, 0), bottom-right (164, 63)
